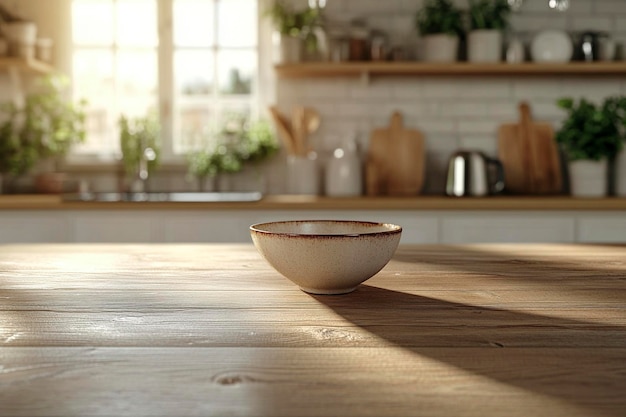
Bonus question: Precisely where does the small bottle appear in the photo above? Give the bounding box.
[506,37,525,63]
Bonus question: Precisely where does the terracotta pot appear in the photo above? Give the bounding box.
[35,172,68,194]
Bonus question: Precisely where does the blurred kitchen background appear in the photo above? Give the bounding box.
[0,0,625,197]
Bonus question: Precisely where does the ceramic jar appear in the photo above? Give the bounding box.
[287,151,320,195]
[325,140,362,197]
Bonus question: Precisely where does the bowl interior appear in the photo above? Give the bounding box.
[251,220,401,236]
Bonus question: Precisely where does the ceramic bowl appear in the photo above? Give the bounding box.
[250,220,402,295]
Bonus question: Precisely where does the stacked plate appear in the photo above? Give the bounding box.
[530,30,573,63]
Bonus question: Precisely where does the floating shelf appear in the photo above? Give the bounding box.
[275,61,626,79]
[0,57,54,75]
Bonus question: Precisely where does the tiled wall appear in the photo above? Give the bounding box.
[274,0,626,194]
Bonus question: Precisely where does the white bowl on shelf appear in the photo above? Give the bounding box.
[531,30,573,63]
[250,220,402,295]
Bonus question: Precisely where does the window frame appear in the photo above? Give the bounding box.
[66,0,275,168]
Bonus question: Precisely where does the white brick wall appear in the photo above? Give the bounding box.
[274,0,626,195]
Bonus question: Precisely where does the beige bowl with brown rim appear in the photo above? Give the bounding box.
[250,220,402,295]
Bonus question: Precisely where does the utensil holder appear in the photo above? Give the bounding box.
[287,152,320,195]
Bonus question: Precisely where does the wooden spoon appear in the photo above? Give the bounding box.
[291,107,306,156]
[303,107,320,136]
[269,106,296,155]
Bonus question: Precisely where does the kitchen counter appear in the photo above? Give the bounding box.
[2,193,626,210]
[1,243,625,417]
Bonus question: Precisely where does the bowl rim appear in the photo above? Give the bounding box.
[249,220,402,238]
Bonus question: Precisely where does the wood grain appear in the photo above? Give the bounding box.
[0,243,625,417]
[366,111,425,196]
[498,102,562,194]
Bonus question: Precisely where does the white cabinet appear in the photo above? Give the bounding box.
[162,211,254,243]
[440,212,576,244]
[0,212,70,243]
[576,213,626,243]
[0,209,623,244]
[71,211,162,243]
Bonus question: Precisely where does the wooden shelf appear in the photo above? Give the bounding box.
[275,61,626,78]
[0,56,54,74]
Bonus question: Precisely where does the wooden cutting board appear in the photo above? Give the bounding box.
[366,111,425,196]
[497,102,562,194]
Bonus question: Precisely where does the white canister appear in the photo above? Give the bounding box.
[325,142,363,197]
[287,152,320,195]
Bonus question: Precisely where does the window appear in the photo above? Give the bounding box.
[71,0,259,160]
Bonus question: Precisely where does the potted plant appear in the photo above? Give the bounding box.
[267,1,320,63]
[467,0,511,62]
[0,75,86,193]
[187,118,279,192]
[555,97,624,197]
[119,111,160,192]
[415,0,465,62]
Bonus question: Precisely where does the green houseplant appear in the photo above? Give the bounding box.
[415,0,464,62]
[267,1,320,63]
[0,75,86,193]
[468,0,511,31]
[467,0,511,62]
[555,97,624,197]
[187,119,279,192]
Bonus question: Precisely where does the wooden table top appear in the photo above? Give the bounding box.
[0,243,625,417]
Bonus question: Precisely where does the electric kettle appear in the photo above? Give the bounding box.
[445,150,505,197]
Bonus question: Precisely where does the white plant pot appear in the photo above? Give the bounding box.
[422,34,459,63]
[616,149,626,196]
[468,30,502,63]
[276,33,303,64]
[569,159,608,198]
